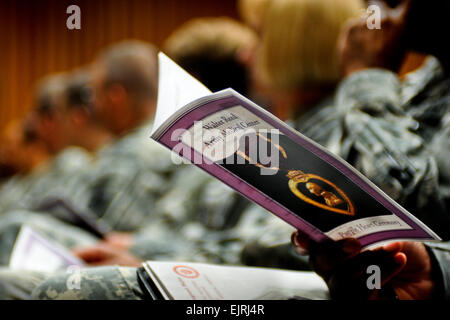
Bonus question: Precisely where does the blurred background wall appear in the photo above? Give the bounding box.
[0,0,238,132]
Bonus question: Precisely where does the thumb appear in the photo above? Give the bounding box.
[380,252,407,286]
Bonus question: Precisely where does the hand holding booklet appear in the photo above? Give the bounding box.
[150,53,441,249]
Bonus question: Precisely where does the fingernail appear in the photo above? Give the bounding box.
[394,252,406,266]
[342,238,361,254]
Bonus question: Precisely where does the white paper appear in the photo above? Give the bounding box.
[151,52,212,136]
[180,105,279,162]
[143,261,329,300]
[9,225,85,272]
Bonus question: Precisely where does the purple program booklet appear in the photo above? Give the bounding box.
[150,53,441,249]
[9,225,84,272]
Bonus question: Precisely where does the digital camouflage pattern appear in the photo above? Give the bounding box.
[128,165,297,265]
[0,119,178,232]
[0,267,49,300]
[83,119,178,231]
[0,147,95,216]
[31,266,144,300]
[426,242,450,300]
[297,56,450,239]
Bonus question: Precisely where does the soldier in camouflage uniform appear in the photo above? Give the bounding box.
[0,40,173,233]
[0,70,112,264]
[290,0,450,300]
[297,56,450,239]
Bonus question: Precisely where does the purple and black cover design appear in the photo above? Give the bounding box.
[150,54,440,248]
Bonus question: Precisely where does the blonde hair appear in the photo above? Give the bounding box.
[256,0,363,89]
[237,0,270,32]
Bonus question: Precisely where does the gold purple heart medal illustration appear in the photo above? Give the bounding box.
[286,170,355,216]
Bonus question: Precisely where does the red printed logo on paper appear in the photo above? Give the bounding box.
[173,265,200,279]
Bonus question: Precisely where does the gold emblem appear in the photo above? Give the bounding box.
[235,132,356,216]
[286,170,355,216]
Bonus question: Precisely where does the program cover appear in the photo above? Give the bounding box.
[150,53,440,248]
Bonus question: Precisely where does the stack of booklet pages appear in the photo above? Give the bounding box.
[137,260,329,300]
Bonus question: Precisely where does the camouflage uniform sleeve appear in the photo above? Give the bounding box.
[334,69,449,238]
[31,266,144,300]
[425,241,450,300]
[84,122,178,232]
[0,268,49,300]
[127,169,245,263]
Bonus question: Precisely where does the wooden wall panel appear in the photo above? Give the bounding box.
[0,0,238,132]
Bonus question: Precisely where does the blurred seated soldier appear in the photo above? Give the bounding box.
[77,40,179,231]
[295,0,450,239]
[91,40,158,136]
[0,41,168,232]
[0,118,50,179]
[0,72,73,180]
[0,68,112,182]
[58,68,113,152]
[243,0,449,238]
[28,73,71,155]
[0,69,113,215]
[177,0,364,265]
[163,17,257,96]
[27,69,112,154]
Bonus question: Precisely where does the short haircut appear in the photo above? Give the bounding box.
[256,0,363,89]
[65,69,94,113]
[163,17,257,94]
[34,73,68,115]
[97,40,158,107]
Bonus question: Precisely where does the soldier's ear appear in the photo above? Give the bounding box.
[70,108,89,126]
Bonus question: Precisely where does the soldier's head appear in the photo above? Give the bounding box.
[384,0,450,73]
[62,68,112,151]
[0,118,50,177]
[91,40,158,135]
[30,73,71,154]
[163,17,258,95]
